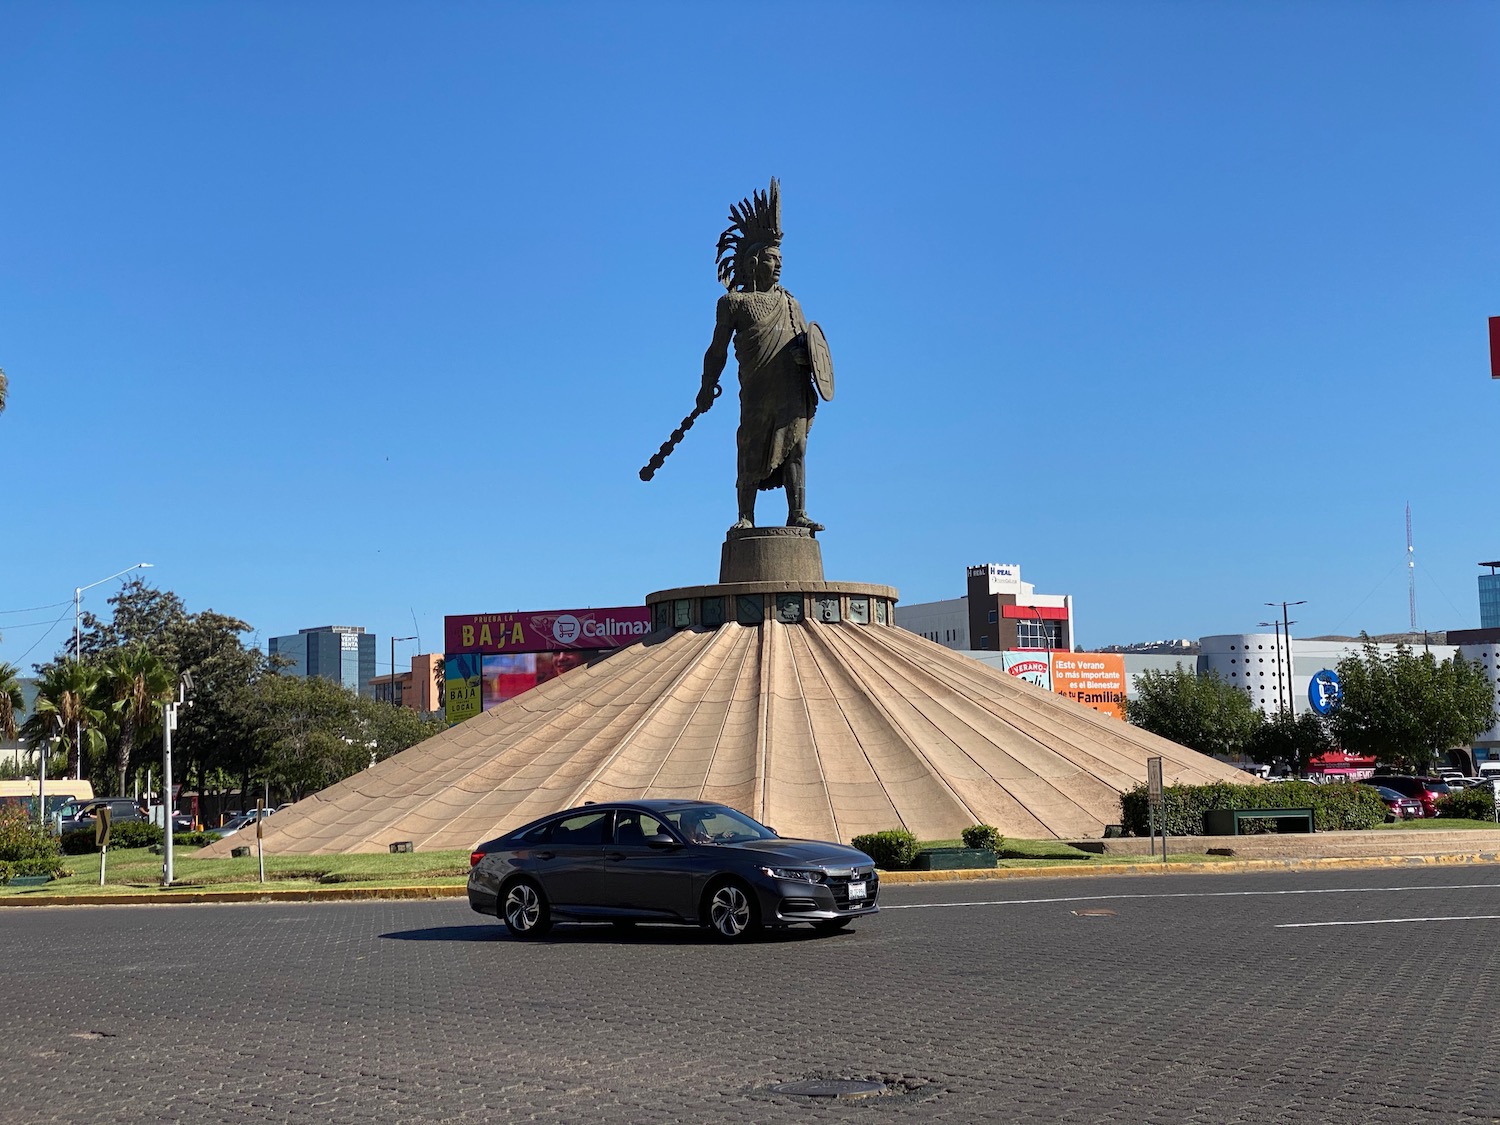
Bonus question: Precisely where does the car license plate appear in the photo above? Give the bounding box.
[847,880,866,900]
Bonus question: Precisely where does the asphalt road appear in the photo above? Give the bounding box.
[4,867,1500,1124]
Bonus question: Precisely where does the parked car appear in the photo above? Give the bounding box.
[59,798,150,834]
[468,800,879,942]
[208,808,274,839]
[1364,784,1425,821]
[1368,775,1449,818]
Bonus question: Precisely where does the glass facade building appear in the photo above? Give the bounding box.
[1480,571,1500,630]
[268,625,378,698]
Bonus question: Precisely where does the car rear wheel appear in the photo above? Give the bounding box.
[705,880,760,942]
[501,879,552,939]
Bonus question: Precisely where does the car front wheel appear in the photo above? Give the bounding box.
[705,880,760,942]
[501,879,552,939]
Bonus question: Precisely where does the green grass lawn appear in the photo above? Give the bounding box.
[911,838,1233,869]
[1373,817,1500,831]
[1,846,472,897]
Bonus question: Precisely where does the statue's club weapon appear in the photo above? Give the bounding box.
[639,384,722,481]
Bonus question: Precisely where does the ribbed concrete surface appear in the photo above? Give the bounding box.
[202,622,1250,856]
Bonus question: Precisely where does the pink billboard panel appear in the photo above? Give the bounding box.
[446,606,652,655]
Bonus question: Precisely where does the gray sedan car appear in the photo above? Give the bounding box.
[467,800,879,941]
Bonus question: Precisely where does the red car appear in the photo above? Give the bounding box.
[1364,784,1425,821]
[1368,776,1450,818]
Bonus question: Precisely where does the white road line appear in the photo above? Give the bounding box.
[881,882,1500,911]
[1277,915,1500,929]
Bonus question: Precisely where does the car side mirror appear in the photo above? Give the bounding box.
[765,826,779,837]
[645,833,679,849]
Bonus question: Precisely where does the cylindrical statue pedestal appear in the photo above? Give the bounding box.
[720,526,824,584]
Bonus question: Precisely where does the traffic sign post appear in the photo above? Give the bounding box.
[1147,757,1166,864]
[95,805,112,887]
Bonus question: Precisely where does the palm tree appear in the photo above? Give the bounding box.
[0,662,23,742]
[20,662,105,782]
[100,646,172,793]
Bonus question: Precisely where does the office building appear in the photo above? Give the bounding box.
[268,625,378,699]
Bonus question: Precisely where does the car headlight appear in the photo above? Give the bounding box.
[761,866,824,883]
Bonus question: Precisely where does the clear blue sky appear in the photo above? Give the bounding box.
[3,1,1497,674]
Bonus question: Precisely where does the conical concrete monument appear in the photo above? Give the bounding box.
[215,179,1245,857]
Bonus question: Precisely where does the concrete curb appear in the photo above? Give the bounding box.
[4,851,1500,907]
[878,852,1500,883]
[0,884,469,908]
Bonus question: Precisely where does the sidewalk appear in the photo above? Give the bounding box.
[1071,827,1500,861]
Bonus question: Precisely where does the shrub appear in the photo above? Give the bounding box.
[850,829,920,870]
[110,821,164,848]
[961,824,1004,852]
[1119,780,1388,836]
[60,829,95,855]
[173,831,219,848]
[0,804,60,863]
[1437,785,1496,822]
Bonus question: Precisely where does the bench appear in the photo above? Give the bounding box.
[1202,807,1314,836]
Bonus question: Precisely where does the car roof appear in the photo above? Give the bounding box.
[500,799,725,839]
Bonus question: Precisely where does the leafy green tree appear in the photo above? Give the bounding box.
[75,579,190,664]
[98,646,173,794]
[1247,709,1332,775]
[251,675,444,801]
[357,693,445,764]
[19,662,106,781]
[1330,638,1496,773]
[1125,667,1263,759]
[0,661,23,742]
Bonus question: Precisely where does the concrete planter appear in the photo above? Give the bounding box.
[911,848,997,871]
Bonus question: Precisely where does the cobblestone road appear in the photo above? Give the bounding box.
[3,867,1500,1124]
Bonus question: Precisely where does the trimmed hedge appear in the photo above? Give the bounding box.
[850,829,920,870]
[961,824,1005,852]
[1437,785,1497,822]
[60,820,166,855]
[1120,780,1387,836]
[0,858,74,883]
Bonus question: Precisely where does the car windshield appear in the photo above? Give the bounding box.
[660,805,776,845]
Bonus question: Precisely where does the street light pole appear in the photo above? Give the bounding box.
[161,671,192,887]
[74,562,153,781]
[1030,607,1052,686]
[1266,600,1307,719]
[389,636,416,708]
[1257,621,1283,716]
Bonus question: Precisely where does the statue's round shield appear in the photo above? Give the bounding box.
[806,321,834,401]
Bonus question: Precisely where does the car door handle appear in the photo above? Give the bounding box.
[536,851,556,861]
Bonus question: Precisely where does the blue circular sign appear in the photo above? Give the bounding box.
[1309,669,1342,716]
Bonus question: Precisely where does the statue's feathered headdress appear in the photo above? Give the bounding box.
[715,178,782,290]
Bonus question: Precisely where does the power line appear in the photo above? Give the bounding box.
[0,599,73,616]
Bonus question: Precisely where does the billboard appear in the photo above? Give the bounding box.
[480,651,595,709]
[444,654,483,725]
[1050,654,1126,719]
[1002,652,1052,691]
[445,606,652,655]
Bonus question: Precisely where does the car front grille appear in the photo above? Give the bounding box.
[824,869,878,910]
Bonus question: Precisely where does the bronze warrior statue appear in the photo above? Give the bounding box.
[695,179,833,533]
